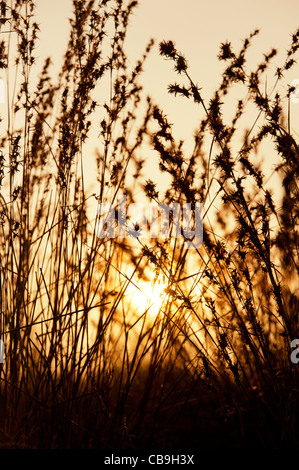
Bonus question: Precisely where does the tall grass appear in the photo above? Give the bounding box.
[0,0,298,449]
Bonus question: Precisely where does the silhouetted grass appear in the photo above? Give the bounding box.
[0,0,298,449]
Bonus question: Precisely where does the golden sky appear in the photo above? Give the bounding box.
[36,0,299,125]
[33,0,299,197]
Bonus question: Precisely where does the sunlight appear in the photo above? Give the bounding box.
[128,273,168,318]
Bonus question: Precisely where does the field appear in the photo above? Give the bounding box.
[0,0,299,449]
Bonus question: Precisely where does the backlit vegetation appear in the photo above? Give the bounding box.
[0,0,299,449]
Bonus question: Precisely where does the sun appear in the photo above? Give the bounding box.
[127,272,168,318]
[146,276,169,317]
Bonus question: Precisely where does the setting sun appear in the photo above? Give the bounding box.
[127,273,169,318]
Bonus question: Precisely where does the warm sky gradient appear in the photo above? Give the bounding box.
[34,0,299,196]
